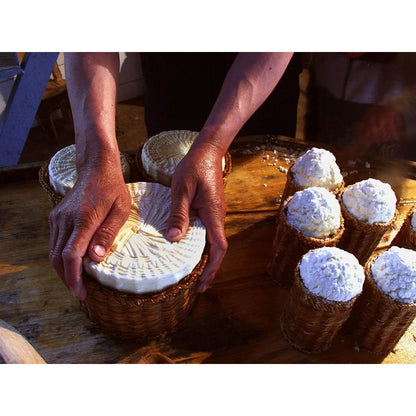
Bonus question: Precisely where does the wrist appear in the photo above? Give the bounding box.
[75,133,122,175]
[193,126,235,158]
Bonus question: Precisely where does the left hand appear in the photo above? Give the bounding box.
[166,143,228,293]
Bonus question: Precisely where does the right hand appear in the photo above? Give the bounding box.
[48,165,131,300]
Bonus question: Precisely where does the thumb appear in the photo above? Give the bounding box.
[166,186,192,242]
[88,203,130,262]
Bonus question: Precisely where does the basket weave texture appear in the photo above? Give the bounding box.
[281,167,345,204]
[268,198,344,289]
[337,187,397,265]
[280,266,359,353]
[81,253,207,339]
[391,206,416,250]
[343,251,416,354]
[135,145,232,187]
[39,153,138,207]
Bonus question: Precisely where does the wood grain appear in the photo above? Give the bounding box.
[0,319,46,363]
[1,136,416,363]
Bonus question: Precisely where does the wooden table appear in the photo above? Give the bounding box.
[1,135,416,364]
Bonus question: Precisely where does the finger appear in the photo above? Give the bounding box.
[88,199,131,262]
[166,182,193,242]
[49,210,59,252]
[62,227,95,300]
[49,223,73,285]
[197,231,228,293]
[196,202,228,293]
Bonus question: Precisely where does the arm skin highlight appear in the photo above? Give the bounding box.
[167,53,294,292]
[48,53,131,300]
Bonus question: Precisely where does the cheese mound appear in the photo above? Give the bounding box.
[342,178,396,224]
[299,247,365,302]
[291,147,343,191]
[83,182,206,295]
[286,187,341,238]
[48,144,131,196]
[371,246,416,304]
[141,130,225,186]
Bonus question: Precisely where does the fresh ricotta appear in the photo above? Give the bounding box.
[299,246,365,302]
[286,187,341,238]
[371,246,416,304]
[291,147,343,191]
[342,178,396,224]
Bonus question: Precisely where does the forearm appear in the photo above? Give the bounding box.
[195,52,294,155]
[65,52,121,171]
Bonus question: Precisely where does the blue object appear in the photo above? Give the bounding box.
[0,52,59,167]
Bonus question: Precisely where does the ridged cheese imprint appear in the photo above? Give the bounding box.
[141,130,226,186]
[83,182,206,294]
[48,144,131,196]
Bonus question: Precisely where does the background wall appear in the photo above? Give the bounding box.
[0,52,146,125]
[56,52,145,102]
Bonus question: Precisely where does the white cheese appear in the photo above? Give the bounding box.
[291,147,343,191]
[286,187,341,239]
[83,182,206,295]
[299,247,365,302]
[48,144,131,196]
[342,178,396,224]
[371,246,416,304]
[141,130,226,186]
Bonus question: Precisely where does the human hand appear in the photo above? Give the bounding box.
[166,144,228,293]
[48,165,131,300]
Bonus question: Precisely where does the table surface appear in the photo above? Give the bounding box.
[1,135,416,364]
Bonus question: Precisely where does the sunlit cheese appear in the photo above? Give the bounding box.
[83,182,206,294]
[141,130,225,186]
[48,144,131,196]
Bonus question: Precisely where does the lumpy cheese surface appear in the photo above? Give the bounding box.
[342,178,396,224]
[372,246,416,304]
[286,187,341,238]
[291,147,343,191]
[299,247,365,302]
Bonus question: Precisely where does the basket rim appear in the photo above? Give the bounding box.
[82,252,208,306]
[281,195,345,245]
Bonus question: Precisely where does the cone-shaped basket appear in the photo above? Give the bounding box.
[343,250,416,354]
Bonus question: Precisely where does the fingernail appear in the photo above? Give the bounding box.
[166,227,182,240]
[93,245,106,257]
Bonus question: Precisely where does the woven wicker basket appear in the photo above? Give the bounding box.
[268,197,344,289]
[135,144,232,188]
[343,251,416,354]
[280,265,359,353]
[81,253,208,339]
[391,206,416,249]
[39,152,138,207]
[337,187,398,265]
[281,167,345,204]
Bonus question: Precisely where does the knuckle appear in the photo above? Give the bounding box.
[209,236,228,255]
[216,238,228,254]
[49,252,61,267]
[97,226,117,240]
[61,248,77,263]
[169,209,188,224]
